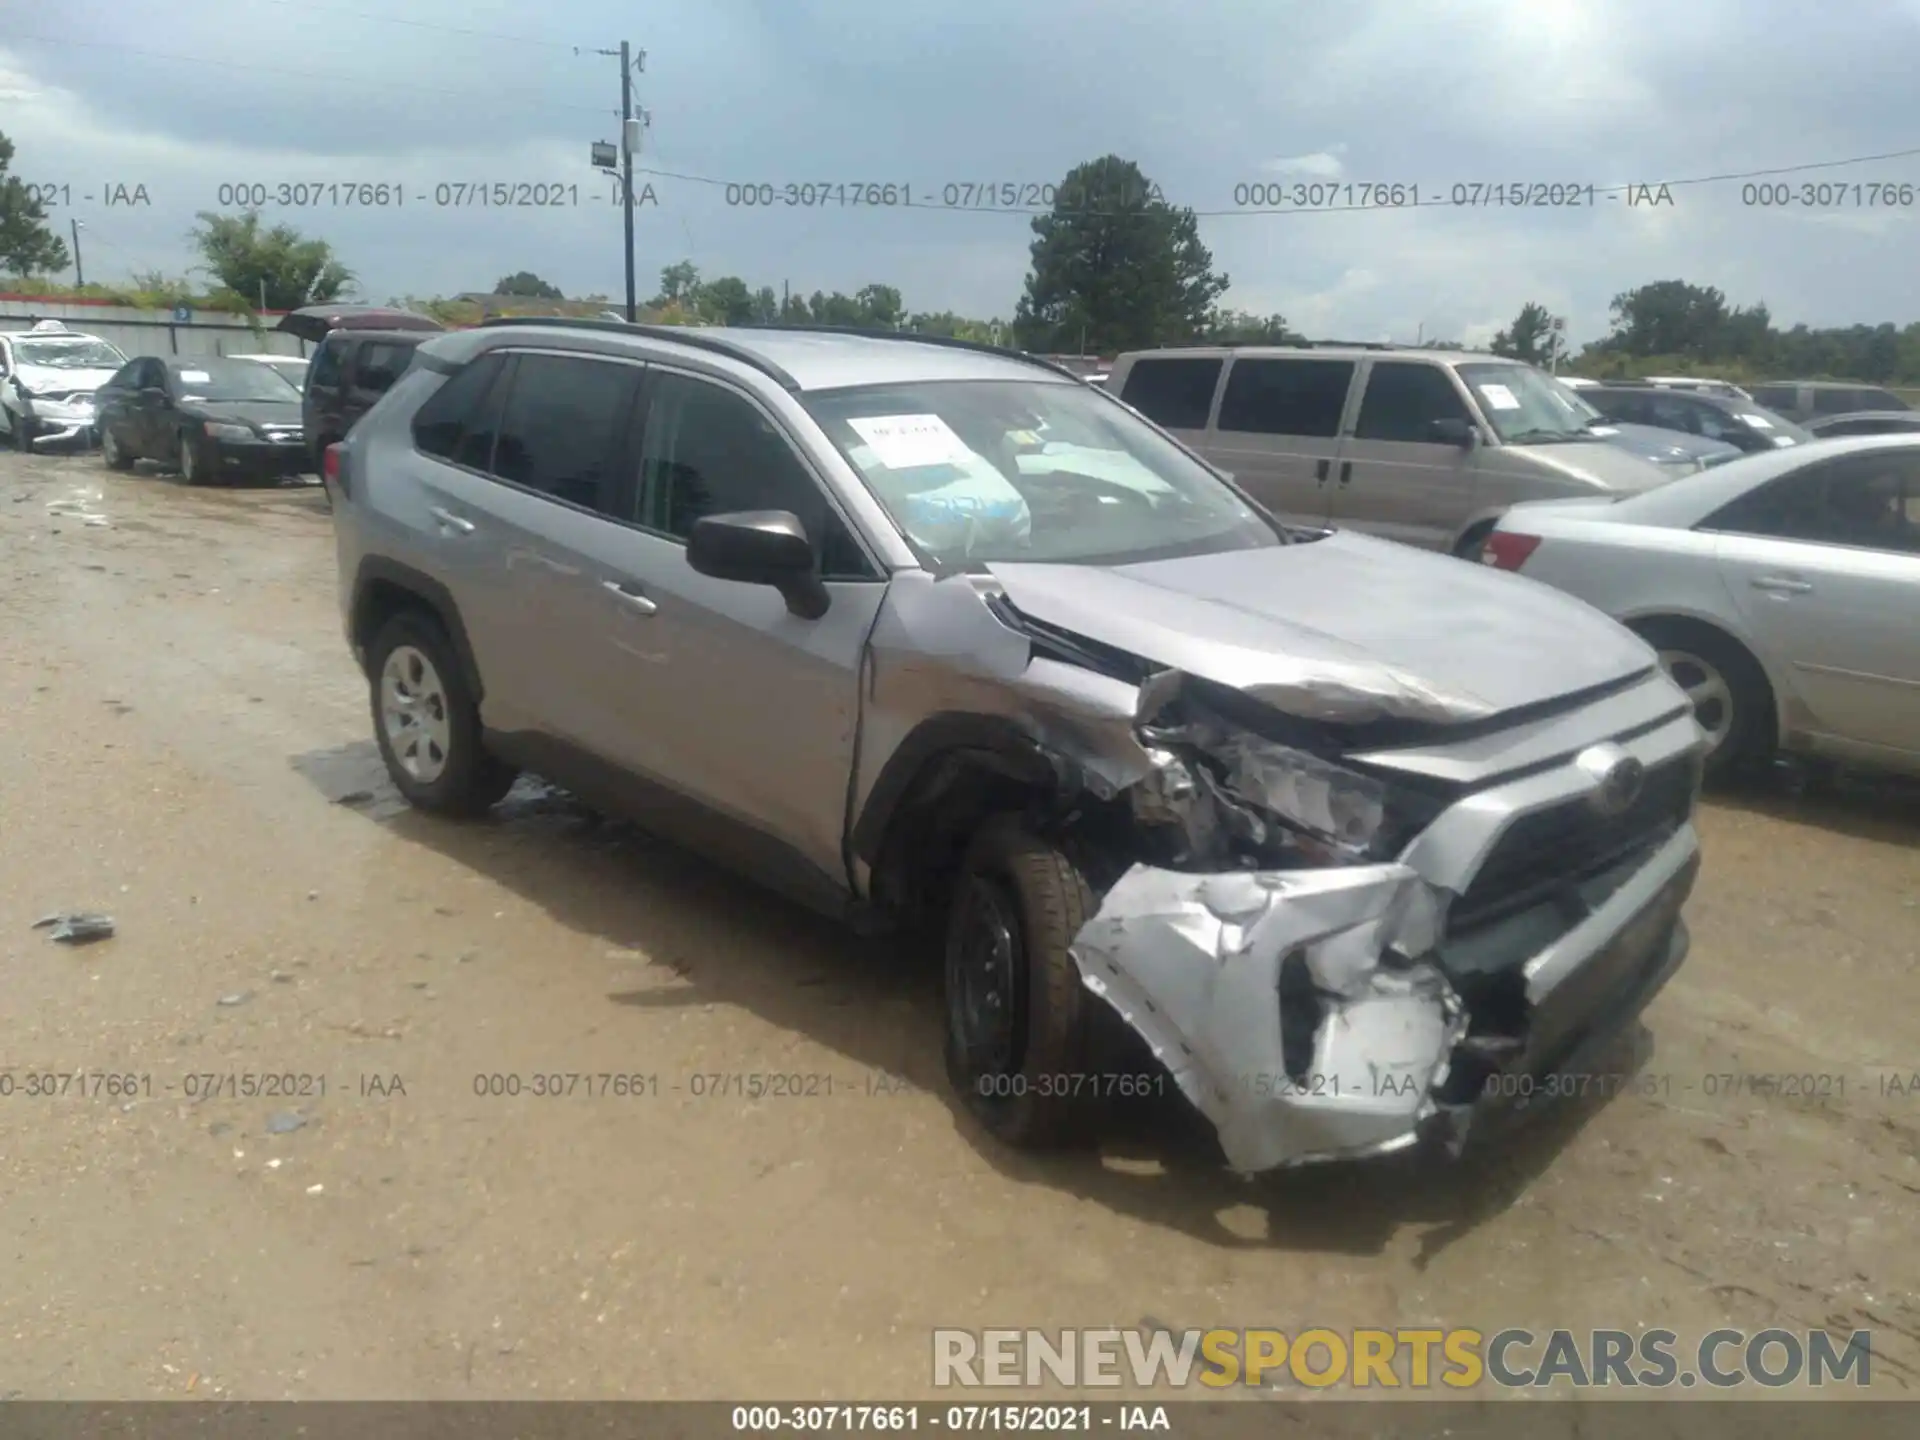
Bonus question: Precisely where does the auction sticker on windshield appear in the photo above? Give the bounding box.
[1739,413,1775,428]
[1477,383,1521,410]
[180,370,211,383]
[848,413,975,469]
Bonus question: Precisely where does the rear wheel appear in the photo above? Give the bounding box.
[942,814,1100,1151]
[1452,520,1496,560]
[1632,618,1774,781]
[367,611,518,816]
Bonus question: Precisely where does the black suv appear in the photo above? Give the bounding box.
[1581,384,1812,455]
[303,330,433,470]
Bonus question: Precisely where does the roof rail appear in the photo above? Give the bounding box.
[475,315,801,390]
[729,324,1087,382]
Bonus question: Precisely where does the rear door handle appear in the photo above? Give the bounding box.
[1314,458,1331,485]
[428,506,475,535]
[1751,575,1812,594]
[1337,460,1353,486]
[603,580,658,615]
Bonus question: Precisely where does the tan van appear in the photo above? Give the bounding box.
[1108,343,1675,554]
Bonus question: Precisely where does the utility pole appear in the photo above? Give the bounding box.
[70,219,84,288]
[591,44,645,320]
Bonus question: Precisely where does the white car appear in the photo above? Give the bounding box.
[227,352,310,388]
[0,319,130,450]
[1483,434,1920,781]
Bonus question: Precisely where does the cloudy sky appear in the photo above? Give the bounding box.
[4,0,1918,346]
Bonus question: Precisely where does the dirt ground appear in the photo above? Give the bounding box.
[2,447,1918,1402]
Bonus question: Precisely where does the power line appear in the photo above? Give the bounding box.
[635,145,1920,216]
[235,0,587,50]
[6,33,611,118]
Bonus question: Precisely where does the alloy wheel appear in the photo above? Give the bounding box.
[1659,648,1735,756]
[379,644,453,784]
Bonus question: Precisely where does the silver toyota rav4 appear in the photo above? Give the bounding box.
[328,320,1705,1173]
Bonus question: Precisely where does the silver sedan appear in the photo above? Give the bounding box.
[1481,435,1920,781]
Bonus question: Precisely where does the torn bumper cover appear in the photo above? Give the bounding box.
[1072,863,1466,1172]
[1071,826,1699,1174]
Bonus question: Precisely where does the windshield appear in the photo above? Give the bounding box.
[804,379,1282,566]
[1458,362,1600,443]
[15,337,127,370]
[171,360,302,402]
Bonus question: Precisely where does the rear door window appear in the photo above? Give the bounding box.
[1811,388,1860,415]
[309,341,343,389]
[1117,357,1223,430]
[1705,450,1920,555]
[489,352,643,515]
[1217,357,1353,437]
[1748,384,1796,411]
[354,342,414,393]
[1352,361,1471,441]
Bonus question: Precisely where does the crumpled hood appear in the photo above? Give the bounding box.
[985,531,1657,724]
[14,364,120,397]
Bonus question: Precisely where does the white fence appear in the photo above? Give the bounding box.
[0,297,312,362]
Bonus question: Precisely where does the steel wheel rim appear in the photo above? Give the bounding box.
[379,644,453,784]
[103,428,120,465]
[1659,648,1734,754]
[181,439,197,480]
[946,876,1024,1076]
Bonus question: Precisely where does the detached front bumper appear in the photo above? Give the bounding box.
[1069,699,1706,1175]
[19,401,98,447]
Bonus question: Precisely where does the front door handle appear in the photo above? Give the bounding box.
[1750,575,1812,594]
[603,580,658,615]
[1314,458,1331,486]
[1337,460,1353,486]
[429,506,475,535]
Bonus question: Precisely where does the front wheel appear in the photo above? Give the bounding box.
[101,426,133,471]
[178,433,212,484]
[10,411,33,452]
[943,814,1100,1151]
[367,611,518,816]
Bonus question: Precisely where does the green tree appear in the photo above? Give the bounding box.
[750,286,779,323]
[1205,309,1293,344]
[854,283,905,327]
[1013,156,1226,352]
[778,291,811,322]
[493,270,563,299]
[1490,301,1568,367]
[0,131,71,276]
[189,210,352,308]
[1601,281,1730,358]
[653,261,702,306]
[697,275,757,324]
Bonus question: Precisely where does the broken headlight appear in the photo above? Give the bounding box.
[1135,713,1448,867]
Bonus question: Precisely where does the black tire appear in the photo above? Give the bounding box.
[366,610,518,816]
[943,813,1100,1151]
[11,411,33,453]
[178,432,213,485]
[1631,617,1774,783]
[101,426,134,471]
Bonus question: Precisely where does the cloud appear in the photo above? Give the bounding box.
[1262,148,1347,179]
[3,0,1915,339]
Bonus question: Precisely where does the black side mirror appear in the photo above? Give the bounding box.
[687,510,829,619]
[1430,417,1477,447]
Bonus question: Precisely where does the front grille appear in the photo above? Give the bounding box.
[1447,757,1695,935]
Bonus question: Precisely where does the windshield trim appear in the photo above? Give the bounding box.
[802,377,1290,569]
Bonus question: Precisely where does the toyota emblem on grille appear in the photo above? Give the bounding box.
[1576,743,1646,816]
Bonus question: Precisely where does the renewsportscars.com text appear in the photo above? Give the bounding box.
[931,1327,1874,1390]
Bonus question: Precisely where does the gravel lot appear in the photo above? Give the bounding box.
[2,447,1917,1401]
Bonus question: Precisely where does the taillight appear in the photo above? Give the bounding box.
[322,443,344,496]
[1481,531,1542,571]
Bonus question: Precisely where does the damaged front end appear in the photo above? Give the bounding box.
[858,572,1700,1176]
[1078,670,1479,1171]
